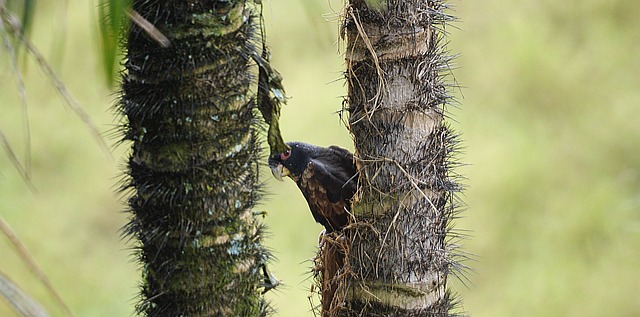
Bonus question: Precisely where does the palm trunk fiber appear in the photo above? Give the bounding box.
[120,1,272,316]
[319,1,464,316]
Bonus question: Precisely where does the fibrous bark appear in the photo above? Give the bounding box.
[119,1,273,316]
[319,1,465,316]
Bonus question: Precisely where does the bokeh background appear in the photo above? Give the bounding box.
[1,0,639,316]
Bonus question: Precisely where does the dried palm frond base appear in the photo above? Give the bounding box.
[312,231,352,317]
[312,223,461,317]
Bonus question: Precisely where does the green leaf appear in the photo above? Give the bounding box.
[97,0,131,86]
[1,0,37,54]
[20,0,36,38]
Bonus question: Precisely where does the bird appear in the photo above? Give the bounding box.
[268,142,357,233]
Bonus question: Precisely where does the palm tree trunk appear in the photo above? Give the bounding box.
[120,1,272,315]
[320,0,463,315]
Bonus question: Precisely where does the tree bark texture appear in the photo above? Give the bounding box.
[120,1,272,316]
[321,0,463,316]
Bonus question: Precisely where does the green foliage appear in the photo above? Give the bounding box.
[255,47,289,155]
[3,0,36,41]
[97,0,130,86]
[447,1,640,316]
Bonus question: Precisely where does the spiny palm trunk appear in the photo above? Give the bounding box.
[120,1,272,315]
[321,0,463,316]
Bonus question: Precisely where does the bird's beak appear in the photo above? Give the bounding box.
[269,164,290,182]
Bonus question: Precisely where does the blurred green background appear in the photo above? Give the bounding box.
[1,0,639,316]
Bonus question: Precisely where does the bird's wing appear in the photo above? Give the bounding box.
[297,149,357,232]
[298,162,348,232]
[323,146,358,201]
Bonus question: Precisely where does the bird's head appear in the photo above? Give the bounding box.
[268,142,313,181]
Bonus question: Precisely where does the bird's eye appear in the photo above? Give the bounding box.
[280,150,291,161]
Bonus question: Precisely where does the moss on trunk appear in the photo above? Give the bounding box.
[120,1,272,315]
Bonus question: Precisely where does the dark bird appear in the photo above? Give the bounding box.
[268,142,357,233]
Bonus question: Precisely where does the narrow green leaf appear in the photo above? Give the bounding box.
[97,0,130,86]
[20,0,36,38]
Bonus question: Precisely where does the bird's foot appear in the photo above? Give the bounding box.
[317,228,328,252]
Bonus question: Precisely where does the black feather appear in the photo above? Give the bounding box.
[269,142,357,232]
